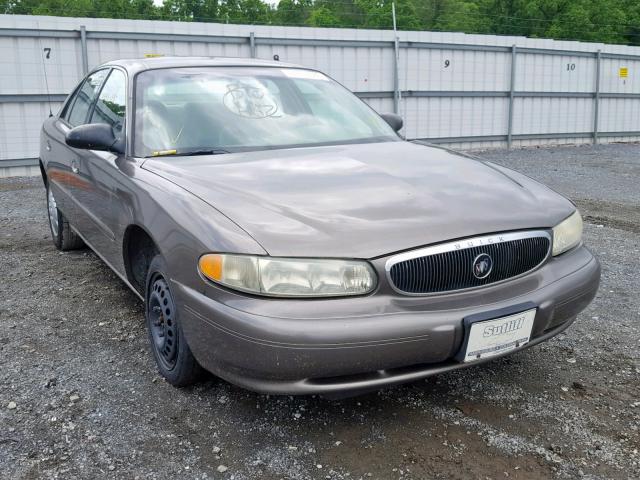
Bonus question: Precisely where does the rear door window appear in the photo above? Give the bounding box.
[66,69,110,127]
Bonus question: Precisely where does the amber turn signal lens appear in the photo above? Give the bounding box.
[198,254,223,281]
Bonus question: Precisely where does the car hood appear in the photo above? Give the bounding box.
[142,141,574,258]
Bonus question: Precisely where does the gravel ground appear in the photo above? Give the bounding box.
[1,143,639,479]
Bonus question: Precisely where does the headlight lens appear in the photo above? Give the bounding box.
[198,254,377,297]
[552,210,583,256]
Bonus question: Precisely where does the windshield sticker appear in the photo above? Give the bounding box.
[223,82,278,119]
[152,149,177,156]
[281,69,328,81]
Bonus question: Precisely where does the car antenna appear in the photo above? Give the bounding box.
[37,22,53,117]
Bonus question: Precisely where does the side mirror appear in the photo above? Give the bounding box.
[380,113,403,132]
[65,124,123,153]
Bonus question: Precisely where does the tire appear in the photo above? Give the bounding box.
[145,255,203,387]
[46,184,85,251]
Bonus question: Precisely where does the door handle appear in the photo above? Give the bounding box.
[71,159,79,174]
[45,140,51,152]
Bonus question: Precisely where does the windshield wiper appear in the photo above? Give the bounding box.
[150,148,230,157]
[179,148,230,156]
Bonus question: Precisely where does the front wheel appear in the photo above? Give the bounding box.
[46,184,84,251]
[145,255,203,386]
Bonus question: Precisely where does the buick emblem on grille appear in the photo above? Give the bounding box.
[386,231,550,294]
[473,253,493,279]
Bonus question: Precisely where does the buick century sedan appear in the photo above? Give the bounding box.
[40,57,600,396]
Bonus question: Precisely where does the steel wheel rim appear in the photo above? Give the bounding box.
[148,277,178,370]
[47,188,59,237]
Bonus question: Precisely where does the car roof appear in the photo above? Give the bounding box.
[102,56,307,74]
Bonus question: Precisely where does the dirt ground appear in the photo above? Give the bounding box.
[1,143,638,479]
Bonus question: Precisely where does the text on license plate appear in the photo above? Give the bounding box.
[463,308,536,362]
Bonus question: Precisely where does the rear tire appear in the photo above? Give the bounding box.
[46,184,85,251]
[145,255,203,387]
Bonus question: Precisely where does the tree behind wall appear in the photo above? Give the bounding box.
[3,0,640,46]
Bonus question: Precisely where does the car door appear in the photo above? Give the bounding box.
[48,68,110,233]
[77,68,129,267]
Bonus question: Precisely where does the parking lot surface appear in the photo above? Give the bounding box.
[1,143,638,479]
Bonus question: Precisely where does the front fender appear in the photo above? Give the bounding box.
[121,165,267,293]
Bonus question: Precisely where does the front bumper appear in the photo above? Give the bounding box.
[175,245,600,395]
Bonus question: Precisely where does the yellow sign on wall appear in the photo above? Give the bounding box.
[619,67,629,78]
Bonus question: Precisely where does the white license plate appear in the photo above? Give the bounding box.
[462,308,536,362]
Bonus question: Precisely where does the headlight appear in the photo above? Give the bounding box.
[552,210,583,256]
[198,254,377,297]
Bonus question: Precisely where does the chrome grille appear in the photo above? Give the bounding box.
[386,231,551,295]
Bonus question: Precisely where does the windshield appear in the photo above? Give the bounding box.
[134,67,398,157]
